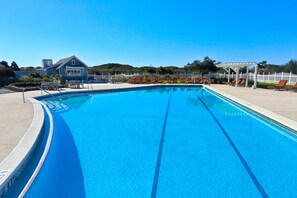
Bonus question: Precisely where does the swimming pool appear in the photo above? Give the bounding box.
[22,86,297,197]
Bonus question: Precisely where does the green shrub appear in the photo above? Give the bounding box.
[256,82,276,89]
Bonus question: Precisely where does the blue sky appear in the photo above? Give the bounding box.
[1,0,297,67]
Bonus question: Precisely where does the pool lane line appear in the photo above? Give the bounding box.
[195,93,268,198]
[151,91,172,198]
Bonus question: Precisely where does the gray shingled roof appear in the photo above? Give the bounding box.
[45,55,88,70]
[54,55,75,67]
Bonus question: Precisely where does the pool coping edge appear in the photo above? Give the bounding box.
[204,85,297,133]
[0,98,44,197]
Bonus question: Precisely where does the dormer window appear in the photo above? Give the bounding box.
[72,60,75,65]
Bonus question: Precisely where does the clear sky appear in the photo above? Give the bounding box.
[1,0,297,67]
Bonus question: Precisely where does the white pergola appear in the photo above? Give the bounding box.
[216,62,258,88]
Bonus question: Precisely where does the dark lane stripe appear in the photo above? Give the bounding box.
[195,93,268,198]
[151,91,172,198]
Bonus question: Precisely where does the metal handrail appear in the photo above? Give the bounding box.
[41,82,62,94]
[21,84,62,105]
[38,86,61,102]
[88,81,94,90]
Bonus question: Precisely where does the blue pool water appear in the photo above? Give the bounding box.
[24,86,297,197]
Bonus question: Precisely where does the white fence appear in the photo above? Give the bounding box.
[217,72,297,85]
[256,72,297,85]
[89,72,297,85]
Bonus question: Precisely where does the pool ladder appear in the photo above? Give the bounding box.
[87,81,94,90]
[39,85,62,102]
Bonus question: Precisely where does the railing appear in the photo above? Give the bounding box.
[41,83,62,94]
[208,72,297,85]
[39,87,61,102]
[22,85,62,103]
[87,81,94,90]
[256,72,297,85]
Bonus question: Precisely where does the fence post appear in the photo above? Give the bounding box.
[274,72,276,83]
[22,88,26,103]
[253,65,258,89]
[289,72,292,84]
[281,72,284,79]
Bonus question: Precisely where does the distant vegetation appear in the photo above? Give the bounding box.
[89,63,135,75]
[257,60,297,74]
[89,56,219,75]
[0,67,16,78]
[89,58,297,75]
[0,60,20,71]
[0,60,19,86]
[1,57,297,87]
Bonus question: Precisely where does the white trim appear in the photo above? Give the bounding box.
[56,56,88,69]
[204,87,297,142]
[65,66,84,77]
[216,62,257,69]
[18,102,54,197]
[0,99,44,197]
[204,85,297,132]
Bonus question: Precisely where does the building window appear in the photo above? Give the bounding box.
[66,68,83,76]
[72,60,75,65]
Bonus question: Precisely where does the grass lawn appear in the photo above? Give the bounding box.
[257,82,293,89]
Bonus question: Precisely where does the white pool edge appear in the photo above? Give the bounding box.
[204,85,297,132]
[18,102,54,197]
[0,98,44,196]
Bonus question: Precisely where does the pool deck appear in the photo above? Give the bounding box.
[1,83,297,163]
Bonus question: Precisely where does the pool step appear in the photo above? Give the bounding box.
[43,100,70,112]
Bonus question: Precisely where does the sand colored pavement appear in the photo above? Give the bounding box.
[208,85,297,122]
[0,92,34,161]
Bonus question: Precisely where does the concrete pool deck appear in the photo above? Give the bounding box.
[1,83,297,164]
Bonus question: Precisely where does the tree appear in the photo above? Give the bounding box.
[0,61,9,68]
[10,61,20,71]
[266,64,282,73]
[284,59,297,74]
[185,56,218,74]
[0,67,16,79]
[139,66,157,74]
[157,66,167,75]
[200,56,218,74]
[89,63,134,75]
[256,60,269,74]
[29,73,43,78]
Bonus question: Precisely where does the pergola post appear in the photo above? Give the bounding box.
[216,62,256,87]
[253,64,258,89]
[245,65,249,87]
[235,66,239,87]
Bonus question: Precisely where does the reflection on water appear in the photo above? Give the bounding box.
[62,95,93,111]
[144,86,202,94]
[185,88,248,118]
[26,113,86,197]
